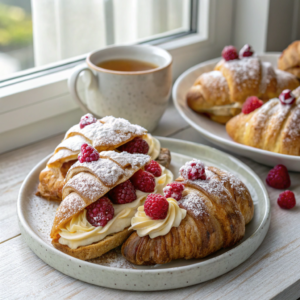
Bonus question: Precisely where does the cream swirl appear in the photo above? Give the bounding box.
[200,102,242,116]
[129,198,187,239]
[143,134,161,160]
[58,164,173,249]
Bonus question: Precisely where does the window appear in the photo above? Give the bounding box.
[1,0,197,84]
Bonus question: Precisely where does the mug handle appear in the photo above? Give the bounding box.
[68,63,101,117]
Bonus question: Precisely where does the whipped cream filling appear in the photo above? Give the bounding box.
[143,134,161,160]
[200,102,242,116]
[58,165,173,249]
[130,198,187,239]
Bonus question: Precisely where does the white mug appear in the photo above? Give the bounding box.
[68,45,172,131]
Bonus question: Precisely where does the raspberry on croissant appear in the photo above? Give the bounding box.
[36,115,170,201]
[187,45,299,124]
[121,163,254,265]
[226,88,300,155]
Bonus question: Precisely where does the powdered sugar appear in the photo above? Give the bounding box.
[55,135,90,152]
[178,192,208,217]
[259,62,275,95]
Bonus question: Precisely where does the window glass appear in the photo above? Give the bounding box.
[0,0,192,81]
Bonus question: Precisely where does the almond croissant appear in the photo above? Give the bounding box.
[122,165,254,265]
[187,57,299,124]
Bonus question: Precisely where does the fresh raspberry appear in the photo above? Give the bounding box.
[242,96,264,114]
[86,197,114,227]
[78,143,99,163]
[79,113,97,129]
[118,137,149,154]
[144,194,169,220]
[180,160,206,181]
[144,160,162,177]
[266,164,291,189]
[108,180,136,204]
[279,89,296,105]
[163,182,185,201]
[239,44,254,58]
[222,45,239,61]
[277,190,296,209]
[130,170,155,193]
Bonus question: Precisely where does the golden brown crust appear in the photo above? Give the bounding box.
[122,166,254,265]
[278,41,300,78]
[226,97,300,155]
[187,57,299,124]
[155,148,171,168]
[53,228,133,260]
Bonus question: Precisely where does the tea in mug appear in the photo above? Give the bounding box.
[97,59,158,72]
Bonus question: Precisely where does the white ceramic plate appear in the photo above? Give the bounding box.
[173,53,300,172]
[17,137,270,291]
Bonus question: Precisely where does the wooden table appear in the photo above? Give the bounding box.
[1,103,300,300]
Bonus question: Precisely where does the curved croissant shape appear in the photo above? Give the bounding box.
[122,166,254,265]
[187,57,299,124]
[226,97,300,155]
[51,151,152,260]
[278,41,300,79]
[37,115,170,201]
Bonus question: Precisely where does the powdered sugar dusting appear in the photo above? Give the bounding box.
[178,192,208,217]
[282,104,300,145]
[55,135,90,152]
[259,62,275,95]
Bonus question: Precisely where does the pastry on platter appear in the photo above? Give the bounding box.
[50,146,173,260]
[226,89,300,155]
[122,160,254,265]
[37,114,171,201]
[278,41,300,79]
[187,44,299,124]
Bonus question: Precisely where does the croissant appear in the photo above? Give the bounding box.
[278,41,300,79]
[51,150,173,260]
[122,164,254,265]
[36,115,170,201]
[187,56,299,124]
[226,92,300,155]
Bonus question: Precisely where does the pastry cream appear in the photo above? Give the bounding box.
[143,134,161,160]
[130,198,187,239]
[58,165,173,249]
[200,102,242,116]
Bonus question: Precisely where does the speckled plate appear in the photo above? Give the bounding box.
[173,53,300,172]
[17,137,270,291]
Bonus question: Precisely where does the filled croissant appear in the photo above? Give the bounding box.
[51,148,173,260]
[278,40,300,80]
[122,160,254,265]
[226,88,300,155]
[37,114,170,201]
[187,45,299,124]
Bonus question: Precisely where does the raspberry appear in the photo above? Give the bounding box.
[239,44,254,58]
[180,160,206,181]
[222,46,238,61]
[144,160,162,177]
[242,96,264,114]
[266,164,291,189]
[279,89,296,105]
[130,170,155,193]
[86,197,114,227]
[79,113,97,129]
[108,180,136,204]
[163,182,185,201]
[118,137,149,154]
[277,190,296,209]
[144,194,169,220]
[78,143,100,163]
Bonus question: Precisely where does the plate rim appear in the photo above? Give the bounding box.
[172,52,300,163]
[17,137,270,289]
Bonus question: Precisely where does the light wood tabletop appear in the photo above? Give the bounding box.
[1,103,300,300]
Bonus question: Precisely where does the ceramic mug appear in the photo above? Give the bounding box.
[68,45,172,131]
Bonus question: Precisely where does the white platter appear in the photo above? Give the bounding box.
[173,53,300,172]
[17,137,270,291]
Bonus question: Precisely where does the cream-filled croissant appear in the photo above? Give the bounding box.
[278,40,300,80]
[187,45,299,124]
[50,149,173,260]
[226,88,300,155]
[37,114,171,201]
[122,160,254,265]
